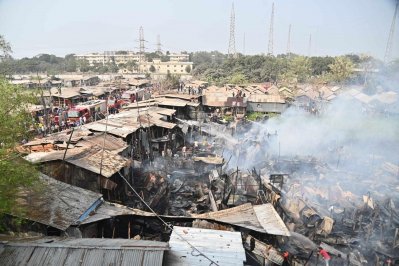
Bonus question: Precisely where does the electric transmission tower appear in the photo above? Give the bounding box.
[286,24,291,57]
[267,2,275,56]
[228,3,237,58]
[384,1,398,63]
[138,26,146,62]
[156,34,162,54]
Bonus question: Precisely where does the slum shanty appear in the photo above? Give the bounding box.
[3,75,399,266]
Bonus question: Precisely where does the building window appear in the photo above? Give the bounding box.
[181,70,183,72]
[181,65,183,67]
[167,65,169,67]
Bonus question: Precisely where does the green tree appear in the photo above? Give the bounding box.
[106,62,119,73]
[0,35,12,59]
[126,60,138,72]
[146,52,160,62]
[309,56,334,76]
[64,54,77,72]
[185,65,191,73]
[160,55,170,62]
[76,59,90,72]
[285,56,311,83]
[149,65,156,73]
[0,78,39,217]
[329,56,354,82]
[229,72,248,85]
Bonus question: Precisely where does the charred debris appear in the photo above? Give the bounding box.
[8,93,399,266]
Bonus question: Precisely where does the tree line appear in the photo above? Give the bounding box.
[189,51,398,86]
[1,47,398,88]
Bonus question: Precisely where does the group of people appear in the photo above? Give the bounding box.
[232,90,246,98]
[177,83,204,95]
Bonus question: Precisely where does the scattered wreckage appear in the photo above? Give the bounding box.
[5,95,399,266]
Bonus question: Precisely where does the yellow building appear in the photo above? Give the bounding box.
[139,59,193,75]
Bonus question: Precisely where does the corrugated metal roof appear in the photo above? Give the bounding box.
[43,87,82,99]
[24,128,93,148]
[78,133,127,152]
[11,174,102,230]
[154,93,200,101]
[0,238,168,266]
[65,146,129,178]
[192,203,290,236]
[156,97,189,107]
[354,92,373,104]
[80,201,156,225]
[247,94,285,103]
[151,107,177,116]
[82,109,177,137]
[166,226,246,266]
[253,204,291,236]
[372,91,398,104]
[25,146,129,178]
[202,92,230,107]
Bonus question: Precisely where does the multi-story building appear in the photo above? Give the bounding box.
[76,51,190,66]
[76,51,193,78]
[139,59,193,75]
[75,51,141,66]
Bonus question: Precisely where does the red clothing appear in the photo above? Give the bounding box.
[319,249,331,260]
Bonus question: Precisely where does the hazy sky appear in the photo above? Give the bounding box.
[0,0,398,59]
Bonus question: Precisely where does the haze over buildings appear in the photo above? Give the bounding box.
[0,0,398,59]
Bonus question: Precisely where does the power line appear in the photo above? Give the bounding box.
[267,2,275,56]
[384,1,398,63]
[228,2,237,58]
[117,171,220,266]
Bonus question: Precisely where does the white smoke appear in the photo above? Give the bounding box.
[211,94,399,201]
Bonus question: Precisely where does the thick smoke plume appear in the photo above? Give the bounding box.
[210,95,399,202]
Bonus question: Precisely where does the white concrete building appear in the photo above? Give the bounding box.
[75,51,140,66]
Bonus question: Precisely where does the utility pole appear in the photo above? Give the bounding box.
[384,1,398,63]
[267,2,275,56]
[286,24,291,57]
[308,34,312,57]
[156,34,162,54]
[228,3,237,58]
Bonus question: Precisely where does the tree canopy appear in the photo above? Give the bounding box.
[189,51,369,85]
[0,78,39,217]
[0,37,39,221]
